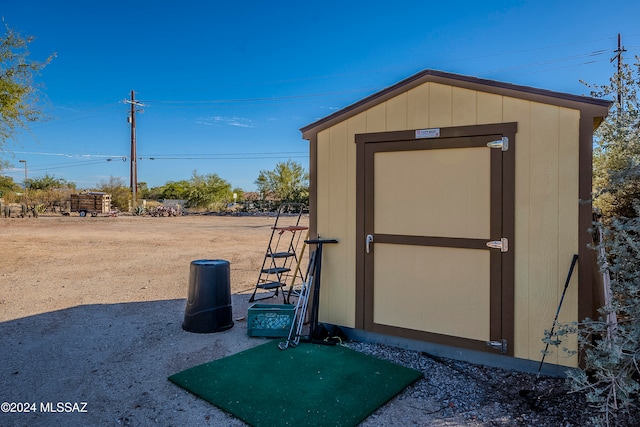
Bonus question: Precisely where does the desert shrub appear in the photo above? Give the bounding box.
[565,212,640,426]
[184,172,231,210]
[545,53,640,427]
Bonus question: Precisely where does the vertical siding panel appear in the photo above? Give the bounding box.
[477,92,503,125]
[504,97,531,360]
[407,83,430,129]
[528,102,560,364]
[343,113,367,327]
[316,130,331,243]
[428,83,453,127]
[366,103,387,132]
[556,107,580,367]
[320,121,350,326]
[452,87,477,126]
[386,92,408,131]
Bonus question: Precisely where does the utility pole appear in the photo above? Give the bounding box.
[125,91,145,209]
[611,33,626,107]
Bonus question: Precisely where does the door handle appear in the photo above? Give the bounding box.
[366,234,374,254]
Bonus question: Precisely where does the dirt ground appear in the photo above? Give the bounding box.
[0,214,279,321]
[0,214,298,426]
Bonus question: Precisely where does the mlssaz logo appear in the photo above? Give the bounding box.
[40,402,88,413]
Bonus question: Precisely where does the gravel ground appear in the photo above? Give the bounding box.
[347,341,640,427]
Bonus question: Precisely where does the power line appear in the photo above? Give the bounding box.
[145,88,379,105]
[444,37,616,65]
[29,102,122,129]
[140,151,307,157]
[476,49,609,77]
[2,151,308,176]
[11,150,307,159]
[2,159,109,176]
[139,46,622,105]
[135,155,309,160]
[501,59,607,79]
[44,102,121,120]
[19,41,633,126]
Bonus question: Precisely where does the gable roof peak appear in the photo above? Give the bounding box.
[301,69,611,138]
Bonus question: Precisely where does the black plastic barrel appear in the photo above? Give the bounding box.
[182,259,234,333]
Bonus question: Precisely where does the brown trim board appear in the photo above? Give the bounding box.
[375,234,492,250]
[578,111,600,324]
[354,130,366,326]
[501,125,516,356]
[371,323,497,355]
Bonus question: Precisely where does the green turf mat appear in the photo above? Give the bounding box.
[168,340,423,426]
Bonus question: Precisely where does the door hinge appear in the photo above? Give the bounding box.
[486,136,509,151]
[487,339,508,354]
[486,237,508,253]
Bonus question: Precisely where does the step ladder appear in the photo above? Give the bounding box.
[250,203,308,303]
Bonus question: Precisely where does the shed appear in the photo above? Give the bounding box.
[300,69,611,373]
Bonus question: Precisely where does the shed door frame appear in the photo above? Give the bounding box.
[355,122,517,355]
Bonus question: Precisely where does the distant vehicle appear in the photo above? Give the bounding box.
[69,192,112,217]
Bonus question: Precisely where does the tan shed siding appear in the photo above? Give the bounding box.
[316,122,348,327]
[504,97,532,361]
[316,129,331,244]
[428,83,453,127]
[556,107,580,367]
[343,113,366,327]
[477,92,503,124]
[452,87,477,126]
[314,81,584,367]
[316,113,366,328]
[322,122,350,326]
[520,105,580,368]
[506,100,580,367]
[527,102,567,364]
[406,84,430,129]
[366,103,387,132]
[386,93,408,131]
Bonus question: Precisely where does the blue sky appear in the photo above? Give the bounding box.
[2,0,639,191]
